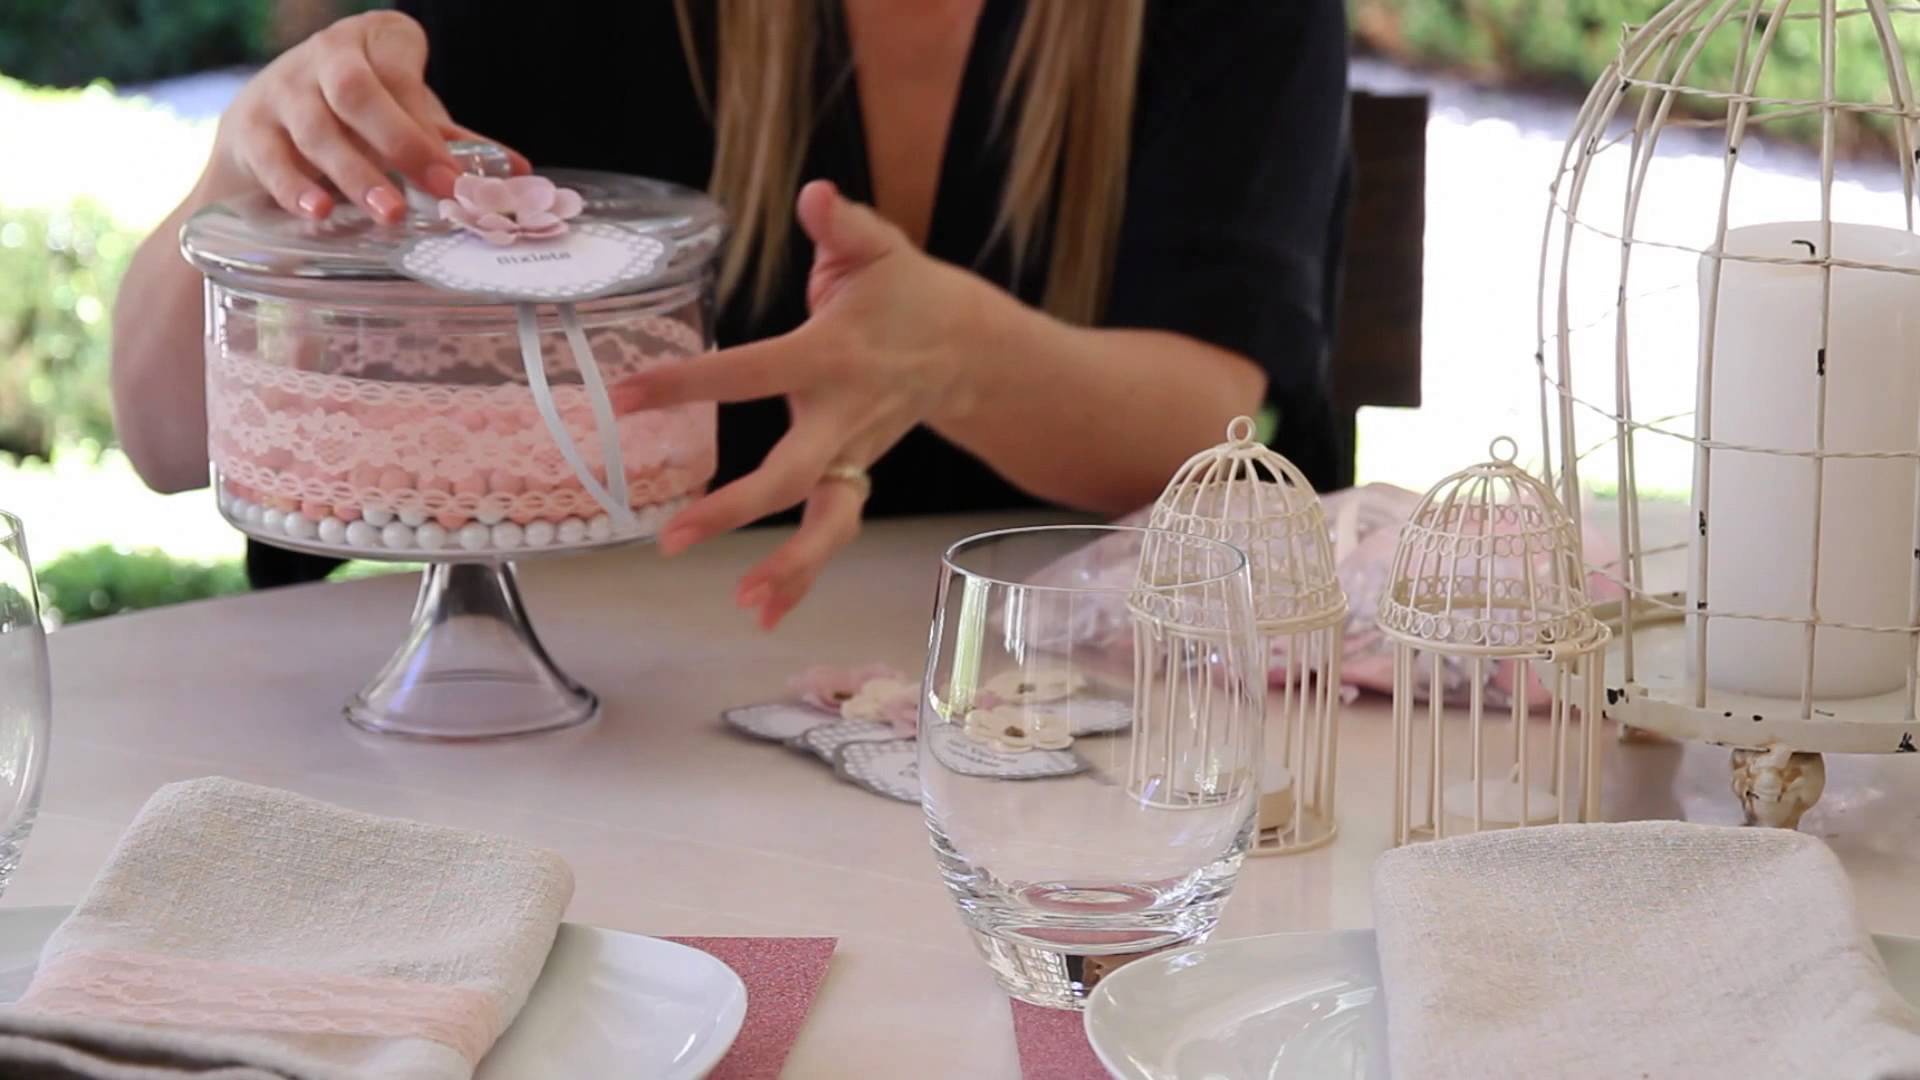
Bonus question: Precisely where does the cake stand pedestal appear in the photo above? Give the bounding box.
[346,560,597,740]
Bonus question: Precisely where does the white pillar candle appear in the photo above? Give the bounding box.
[1693,222,1920,699]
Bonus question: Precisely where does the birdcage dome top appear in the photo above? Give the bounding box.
[1377,438,1606,656]
[1145,416,1345,634]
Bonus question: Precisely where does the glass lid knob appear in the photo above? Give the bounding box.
[448,140,514,179]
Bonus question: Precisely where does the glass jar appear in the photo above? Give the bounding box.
[182,157,724,559]
[180,151,726,739]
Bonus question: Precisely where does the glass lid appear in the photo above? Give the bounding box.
[180,142,724,295]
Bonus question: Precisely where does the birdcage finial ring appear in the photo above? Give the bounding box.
[1226,416,1257,445]
[1489,436,1519,465]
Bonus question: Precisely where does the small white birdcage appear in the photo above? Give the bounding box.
[1139,416,1347,853]
[1379,438,1610,845]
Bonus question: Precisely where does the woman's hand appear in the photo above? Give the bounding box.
[611,180,991,629]
[206,10,526,221]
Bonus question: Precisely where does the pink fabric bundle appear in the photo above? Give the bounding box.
[1036,483,1622,708]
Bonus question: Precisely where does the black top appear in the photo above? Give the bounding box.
[247,0,1350,588]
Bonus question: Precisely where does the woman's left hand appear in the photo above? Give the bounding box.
[611,180,989,629]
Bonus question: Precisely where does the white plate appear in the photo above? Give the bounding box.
[1085,929,1920,1080]
[0,906,747,1080]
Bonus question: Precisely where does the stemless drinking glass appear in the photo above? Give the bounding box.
[921,525,1264,1008]
[0,511,48,895]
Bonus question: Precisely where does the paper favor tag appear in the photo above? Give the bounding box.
[798,719,897,762]
[833,739,921,803]
[1055,699,1132,737]
[722,703,834,743]
[925,727,1086,780]
[395,222,670,302]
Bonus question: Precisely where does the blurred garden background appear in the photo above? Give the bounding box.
[3,0,1912,621]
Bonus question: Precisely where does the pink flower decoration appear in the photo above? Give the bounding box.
[839,678,921,737]
[789,663,907,713]
[438,174,585,246]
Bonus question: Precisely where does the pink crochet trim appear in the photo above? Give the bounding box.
[16,949,506,1064]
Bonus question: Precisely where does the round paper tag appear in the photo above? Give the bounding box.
[394,222,671,302]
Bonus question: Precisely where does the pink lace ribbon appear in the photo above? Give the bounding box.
[16,949,506,1064]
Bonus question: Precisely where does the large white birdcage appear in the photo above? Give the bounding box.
[1539,0,1920,824]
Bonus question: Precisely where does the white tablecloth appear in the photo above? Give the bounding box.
[12,513,1920,1077]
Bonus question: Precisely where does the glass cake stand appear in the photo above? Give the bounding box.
[350,559,597,740]
[183,152,723,741]
[224,489,693,740]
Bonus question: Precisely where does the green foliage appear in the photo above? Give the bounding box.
[0,1,389,90]
[0,1,272,90]
[33,545,422,624]
[1351,0,1920,148]
[37,545,246,624]
[0,202,131,461]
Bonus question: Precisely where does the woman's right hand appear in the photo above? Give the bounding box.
[206,10,526,223]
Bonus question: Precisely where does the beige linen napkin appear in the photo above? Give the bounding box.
[1372,821,1920,1080]
[0,777,573,1080]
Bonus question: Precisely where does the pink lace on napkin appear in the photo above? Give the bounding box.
[16,949,506,1064]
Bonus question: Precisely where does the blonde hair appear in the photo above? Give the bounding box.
[673,0,1145,326]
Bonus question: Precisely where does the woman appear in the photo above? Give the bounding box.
[112,0,1350,628]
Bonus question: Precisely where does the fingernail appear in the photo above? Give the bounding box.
[296,189,330,217]
[425,164,459,196]
[738,583,772,610]
[366,185,405,222]
[610,381,644,413]
[659,527,695,556]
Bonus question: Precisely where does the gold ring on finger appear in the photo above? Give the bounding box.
[819,462,872,502]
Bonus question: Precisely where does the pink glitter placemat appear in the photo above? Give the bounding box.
[1011,1000,1106,1079]
[667,936,838,1080]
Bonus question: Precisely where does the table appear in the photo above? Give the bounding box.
[13,513,1920,1077]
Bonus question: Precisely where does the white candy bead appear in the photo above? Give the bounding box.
[317,518,347,546]
[458,523,492,552]
[587,514,613,542]
[556,518,588,545]
[261,509,286,533]
[633,505,663,537]
[362,505,395,527]
[415,523,448,551]
[492,522,525,549]
[241,502,264,528]
[286,515,318,541]
[398,507,428,528]
[381,522,415,549]
[345,521,380,548]
[476,503,507,526]
[524,520,556,547]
